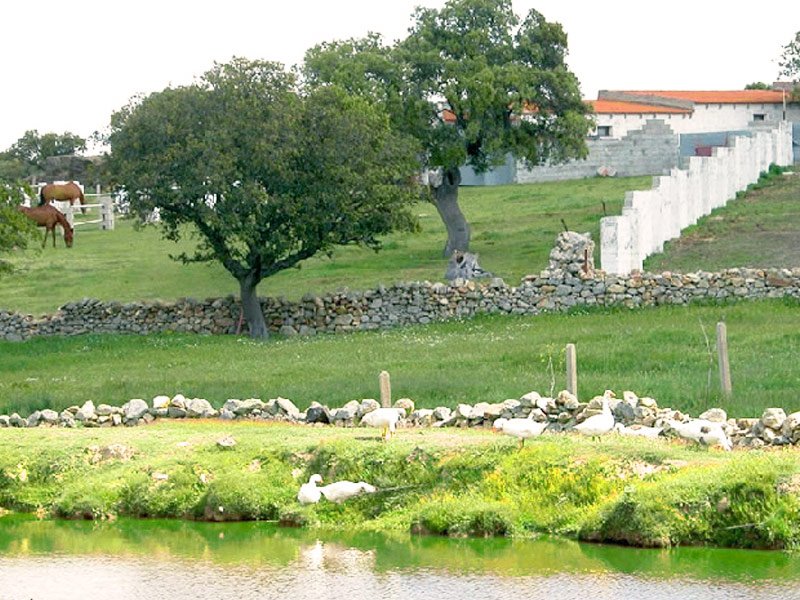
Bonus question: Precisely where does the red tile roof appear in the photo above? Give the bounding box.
[589,100,692,114]
[621,90,786,104]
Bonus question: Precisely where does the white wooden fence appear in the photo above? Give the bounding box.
[38,181,115,231]
[59,196,115,230]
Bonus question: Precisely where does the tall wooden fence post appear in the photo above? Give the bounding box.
[565,343,578,399]
[63,203,75,228]
[101,197,115,230]
[716,322,732,398]
[379,370,391,408]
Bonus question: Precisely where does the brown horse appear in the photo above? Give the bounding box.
[39,181,86,213]
[18,205,74,248]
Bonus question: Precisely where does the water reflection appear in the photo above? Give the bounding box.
[0,515,798,600]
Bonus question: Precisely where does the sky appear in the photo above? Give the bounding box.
[1,0,798,152]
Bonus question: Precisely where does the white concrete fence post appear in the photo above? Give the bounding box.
[600,124,792,276]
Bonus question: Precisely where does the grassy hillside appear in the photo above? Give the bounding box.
[2,300,798,418]
[644,170,800,271]
[5,171,798,317]
[2,172,799,417]
[0,177,650,315]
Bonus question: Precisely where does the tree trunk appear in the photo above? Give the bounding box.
[432,166,470,257]
[239,272,269,339]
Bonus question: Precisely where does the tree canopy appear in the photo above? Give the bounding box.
[106,58,421,338]
[0,179,38,274]
[303,0,592,256]
[744,82,771,90]
[2,130,86,178]
[778,30,800,81]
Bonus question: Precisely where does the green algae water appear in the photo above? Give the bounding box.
[0,515,799,600]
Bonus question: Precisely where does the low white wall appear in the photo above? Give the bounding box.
[600,122,794,275]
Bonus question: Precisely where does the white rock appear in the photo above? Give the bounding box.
[152,395,170,410]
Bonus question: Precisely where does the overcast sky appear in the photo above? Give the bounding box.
[2,0,798,152]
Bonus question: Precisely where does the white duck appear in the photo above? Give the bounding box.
[575,398,615,440]
[297,474,323,505]
[492,415,548,449]
[360,407,403,440]
[319,480,377,504]
[668,419,732,451]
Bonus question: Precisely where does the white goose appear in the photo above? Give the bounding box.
[492,415,548,449]
[360,407,403,440]
[575,398,615,440]
[319,480,377,504]
[297,474,323,505]
[668,419,732,451]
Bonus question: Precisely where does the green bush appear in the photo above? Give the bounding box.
[585,455,800,549]
[412,494,516,537]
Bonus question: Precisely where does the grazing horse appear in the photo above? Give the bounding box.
[39,181,86,213]
[18,205,74,248]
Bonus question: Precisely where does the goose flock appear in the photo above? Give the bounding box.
[298,392,735,503]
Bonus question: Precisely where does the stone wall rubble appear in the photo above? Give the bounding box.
[2,390,798,452]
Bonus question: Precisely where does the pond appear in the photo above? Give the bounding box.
[0,515,798,600]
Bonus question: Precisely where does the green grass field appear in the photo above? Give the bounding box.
[0,177,651,315]
[1,421,799,548]
[1,300,798,418]
[1,173,798,418]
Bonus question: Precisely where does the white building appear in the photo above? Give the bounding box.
[460,87,800,185]
[591,89,800,138]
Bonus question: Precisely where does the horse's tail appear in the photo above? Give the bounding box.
[38,186,46,206]
[78,185,86,214]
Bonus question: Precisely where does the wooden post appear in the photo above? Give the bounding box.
[101,197,115,230]
[716,322,732,398]
[565,343,578,399]
[379,370,391,408]
[63,203,75,228]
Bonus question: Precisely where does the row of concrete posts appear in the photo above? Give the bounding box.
[600,122,794,275]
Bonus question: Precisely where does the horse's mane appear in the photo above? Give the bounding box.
[54,208,73,231]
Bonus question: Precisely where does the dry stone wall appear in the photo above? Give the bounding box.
[2,265,799,341]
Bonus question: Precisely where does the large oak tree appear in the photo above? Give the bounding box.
[106,58,420,338]
[304,0,592,257]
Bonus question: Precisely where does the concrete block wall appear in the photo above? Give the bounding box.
[600,122,794,275]
[515,119,679,183]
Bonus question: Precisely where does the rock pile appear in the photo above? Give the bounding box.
[547,231,595,277]
[2,389,800,451]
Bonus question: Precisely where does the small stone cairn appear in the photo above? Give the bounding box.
[547,231,595,277]
[3,389,800,451]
